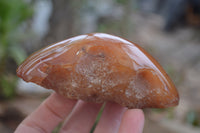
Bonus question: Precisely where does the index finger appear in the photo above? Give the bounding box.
[15,92,77,133]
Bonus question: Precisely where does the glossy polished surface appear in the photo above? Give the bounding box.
[17,33,179,108]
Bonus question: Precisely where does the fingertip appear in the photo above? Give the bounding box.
[126,109,145,123]
[118,109,145,133]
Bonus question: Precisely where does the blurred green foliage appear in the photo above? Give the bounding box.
[151,107,175,119]
[52,122,63,133]
[0,0,33,99]
[186,111,200,127]
[115,0,128,4]
[97,0,135,37]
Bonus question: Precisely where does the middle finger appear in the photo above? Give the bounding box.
[94,102,126,133]
[60,100,102,133]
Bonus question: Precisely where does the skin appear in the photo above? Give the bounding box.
[14,92,144,133]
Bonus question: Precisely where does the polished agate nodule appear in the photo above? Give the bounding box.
[17,33,179,108]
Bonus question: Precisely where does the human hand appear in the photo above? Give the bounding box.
[14,92,144,133]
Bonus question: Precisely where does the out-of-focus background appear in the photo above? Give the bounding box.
[0,0,200,132]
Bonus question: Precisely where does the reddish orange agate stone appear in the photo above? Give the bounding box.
[17,33,179,108]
